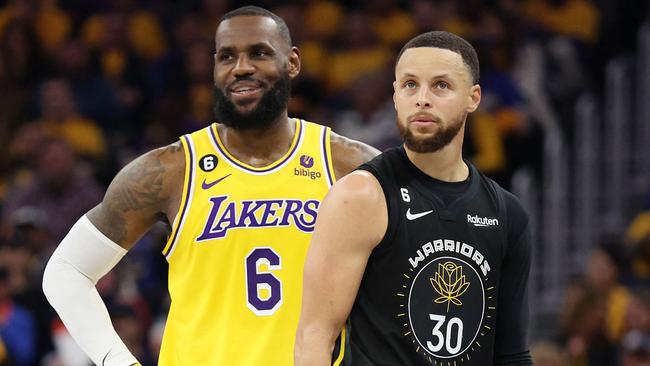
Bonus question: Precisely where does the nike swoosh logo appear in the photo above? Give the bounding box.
[406,208,434,220]
[201,174,231,190]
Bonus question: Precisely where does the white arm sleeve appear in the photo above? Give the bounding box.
[42,215,140,366]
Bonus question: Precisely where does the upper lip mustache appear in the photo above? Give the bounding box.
[408,113,437,123]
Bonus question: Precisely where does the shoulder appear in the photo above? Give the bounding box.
[320,170,387,247]
[329,170,384,203]
[105,140,186,211]
[126,141,185,183]
[490,179,529,225]
[149,140,185,176]
[329,131,381,180]
[481,174,529,238]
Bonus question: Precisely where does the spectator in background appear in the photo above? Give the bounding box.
[560,244,631,365]
[81,0,167,63]
[561,289,618,365]
[110,304,152,365]
[325,11,392,92]
[2,139,104,248]
[332,71,400,150]
[0,265,36,366]
[298,0,342,82]
[521,0,600,46]
[32,0,71,57]
[273,3,329,122]
[409,0,475,39]
[620,291,650,365]
[0,20,46,87]
[11,78,107,163]
[151,12,208,98]
[53,40,126,130]
[0,209,49,296]
[0,21,45,198]
[46,320,91,366]
[0,212,55,366]
[0,24,33,202]
[621,330,650,366]
[464,7,543,187]
[625,211,650,285]
[180,40,214,133]
[366,0,417,47]
[82,9,149,134]
[0,20,45,149]
[198,0,229,37]
[140,39,214,152]
[530,341,568,366]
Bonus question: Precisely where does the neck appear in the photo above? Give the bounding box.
[217,112,295,167]
[404,128,468,182]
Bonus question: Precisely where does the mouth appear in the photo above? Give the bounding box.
[229,81,264,101]
[408,113,438,125]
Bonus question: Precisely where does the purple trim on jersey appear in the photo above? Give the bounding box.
[209,120,304,173]
[321,127,334,186]
[164,134,194,258]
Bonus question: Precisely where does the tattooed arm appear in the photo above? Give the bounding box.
[87,141,185,249]
[330,132,381,179]
[42,142,185,366]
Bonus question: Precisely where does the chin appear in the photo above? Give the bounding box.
[409,129,437,141]
[233,101,260,114]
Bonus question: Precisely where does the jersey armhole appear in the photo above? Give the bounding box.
[493,181,512,260]
[356,165,399,254]
[321,126,336,187]
[162,135,195,260]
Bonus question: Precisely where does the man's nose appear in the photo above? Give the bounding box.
[416,87,432,108]
[233,54,255,76]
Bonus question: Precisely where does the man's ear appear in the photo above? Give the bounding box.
[467,84,481,113]
[392,81,398,110]
[288,46,301,78]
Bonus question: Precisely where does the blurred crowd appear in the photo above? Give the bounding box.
[0,0,647,365]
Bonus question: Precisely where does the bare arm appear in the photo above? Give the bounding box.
[87,141,185,249]
[42,142,184,365]
[330,132,380,179]
[295,171,387,366]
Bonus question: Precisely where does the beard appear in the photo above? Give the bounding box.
[213,72,291,130]
[397,113,466,153]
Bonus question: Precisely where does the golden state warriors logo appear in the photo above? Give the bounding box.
[431,262,470,312]
[399,254,496,363]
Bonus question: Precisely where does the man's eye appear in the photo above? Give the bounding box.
[218,54,232,61]
[436,81,449,89]
[404,81,417,89]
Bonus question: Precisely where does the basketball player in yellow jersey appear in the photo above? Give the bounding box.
[42,6,379,366]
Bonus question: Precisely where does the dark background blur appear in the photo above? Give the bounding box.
[0,0,648,365]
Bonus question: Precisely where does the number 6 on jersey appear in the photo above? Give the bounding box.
[245,247,283,315]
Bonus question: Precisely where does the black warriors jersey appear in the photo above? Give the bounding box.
[334,147,533,366]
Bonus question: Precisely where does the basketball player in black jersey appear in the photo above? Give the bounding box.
[295,31,533,366]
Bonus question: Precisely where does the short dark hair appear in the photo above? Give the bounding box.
[397,31,480,85]
[219,6,292,47]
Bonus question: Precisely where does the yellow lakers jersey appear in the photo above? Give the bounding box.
[158,119,335,365]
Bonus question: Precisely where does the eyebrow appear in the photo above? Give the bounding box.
[398,72,452,80]
[216,42,275,53]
